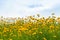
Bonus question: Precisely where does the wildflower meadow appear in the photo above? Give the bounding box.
[0,14,60,40]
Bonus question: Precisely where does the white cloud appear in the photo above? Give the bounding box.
[0,0,60,17]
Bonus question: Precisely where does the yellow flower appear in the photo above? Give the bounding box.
[43,37,47,40]
[31,28,37,30]
[9,39,12,40]
[56,19,60,23]
[56,26,59,30]
[32,32,36,35]
[3,27,8,32]
[50,25,54,30]
[19,27,28,31]
[39,32,42,34]
[10,33,13,36]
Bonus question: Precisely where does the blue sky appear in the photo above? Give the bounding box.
[0,0,60,17]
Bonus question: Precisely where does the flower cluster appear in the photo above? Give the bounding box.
[0,14,60,40]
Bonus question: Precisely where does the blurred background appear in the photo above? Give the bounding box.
[0,0,60,18]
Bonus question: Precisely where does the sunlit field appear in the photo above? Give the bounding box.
[0,14,60,40]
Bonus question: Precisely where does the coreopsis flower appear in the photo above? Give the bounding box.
[9,39,12,40]
[19,27,28,31]
[39,31,42,34]
[32,32,36,35]
[43,37,47,40]
[56,18,60,23]
[50,25,54,30]
[3,27,8,32]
